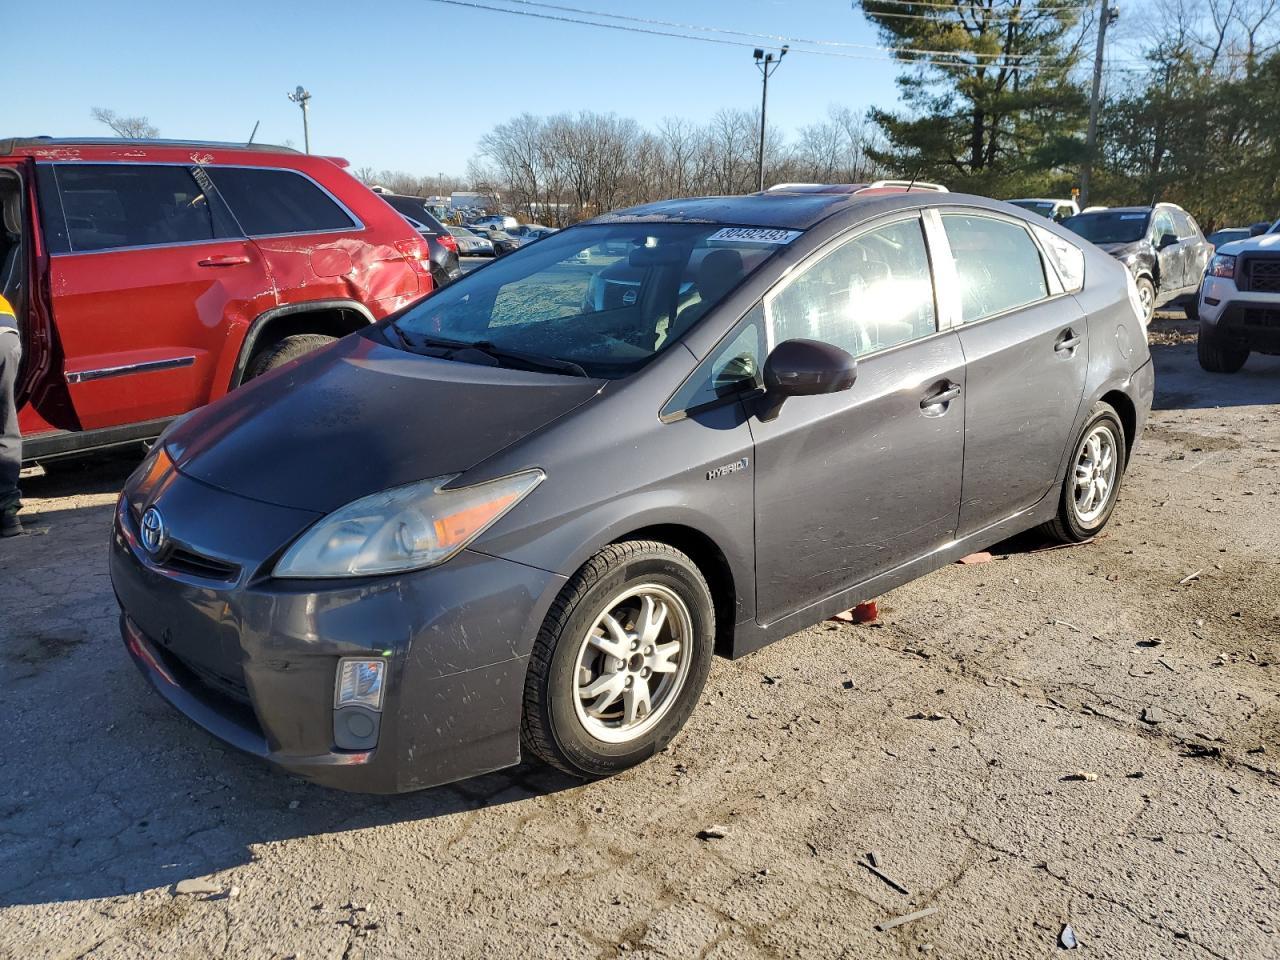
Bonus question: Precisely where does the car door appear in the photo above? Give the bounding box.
[1175,210,1209,291]
[750,214,966,625]
[932,210,1090,538]
[1151,208,1183,298]
[37,162,270,431]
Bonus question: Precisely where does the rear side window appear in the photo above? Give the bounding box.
[208,168,356,236]
[50,164,225,253]
[1031,225,1085,294]
[768,217,937,358]
[942,215,1049,323]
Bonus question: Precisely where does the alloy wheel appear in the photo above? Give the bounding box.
[1072,423,1118,525]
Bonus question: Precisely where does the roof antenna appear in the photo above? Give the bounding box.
[247,120,260,146]
[904,165,923,193]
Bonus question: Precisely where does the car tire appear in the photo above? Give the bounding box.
[521,540,715,779]
[1135,276,1156,326]
[1197,322,1248,374]
[1183,292,1200,323]
[1042,401,1128,544]
[245,333,337,381]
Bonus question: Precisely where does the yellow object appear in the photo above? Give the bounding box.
[0,294,13,318]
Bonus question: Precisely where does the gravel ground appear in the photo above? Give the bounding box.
[1,313,1277,960]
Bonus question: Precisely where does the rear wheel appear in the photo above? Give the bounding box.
[1042,402,1127,544]
[245,333,336,381]
[1197,322,1248,374]
[522,541,715,779]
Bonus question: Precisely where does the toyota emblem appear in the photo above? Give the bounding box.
[140,506,167,555]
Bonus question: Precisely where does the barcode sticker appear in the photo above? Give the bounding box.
[707,227,802,244]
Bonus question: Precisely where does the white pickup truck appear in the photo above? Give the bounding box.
[1197,220,1280,372]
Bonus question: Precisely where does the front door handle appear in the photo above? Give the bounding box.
[1055,329,1082,354]
[920,381,961,410]
[197,254,251,267]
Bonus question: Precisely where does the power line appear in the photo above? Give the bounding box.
[863,0,1085,12]
[503,0,1066,59]
[424,0,1085,70]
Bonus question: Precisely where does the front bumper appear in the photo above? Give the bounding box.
[110,478,565,793]
[1200,278,1280,353]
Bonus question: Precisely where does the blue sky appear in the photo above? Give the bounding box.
[10,0,907,175]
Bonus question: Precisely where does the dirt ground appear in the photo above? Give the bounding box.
[1,313,1277,960]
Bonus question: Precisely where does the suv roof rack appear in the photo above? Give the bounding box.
[0,137,299,156]
[764,180,949,195]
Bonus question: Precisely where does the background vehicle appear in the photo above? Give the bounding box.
[113,190,1152,793]
[468,224,521,255]
[1208,227,1251,250]
[377,193,461,287]
[1008,197,1080,222]
[0,137,431,463]
[515,226,558,245]
[447,226,495,257]
[469,214,519,232]
[1062,203,1211,324]
[1197,228,1280,372]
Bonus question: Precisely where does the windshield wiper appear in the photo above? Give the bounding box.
[462,341,590,378]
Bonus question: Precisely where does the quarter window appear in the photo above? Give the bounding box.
[208,168,355,236]
[942,214,1049,323]
[1031,225,1085,294]
[767,218,937,358]
[662,305,766,419]
[52,164,224,253]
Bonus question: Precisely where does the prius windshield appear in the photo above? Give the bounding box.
[389,222,792,378]
[1062,211,1151,244]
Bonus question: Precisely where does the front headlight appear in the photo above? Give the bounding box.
[274,469,545,578]
[1209,254,1237,279]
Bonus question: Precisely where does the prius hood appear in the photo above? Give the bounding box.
[166,333,603,513]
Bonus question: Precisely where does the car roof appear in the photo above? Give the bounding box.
[0,136,298,156]
[589,193,873,230]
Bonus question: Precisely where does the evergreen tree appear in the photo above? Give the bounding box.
[857,1,1091,195]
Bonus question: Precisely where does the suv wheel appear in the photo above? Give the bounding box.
[245,333,337,381]
[1197,322,1248,374]
[522,540,715,779]
[1135,276,1156,326]
[1042,402,1127,544]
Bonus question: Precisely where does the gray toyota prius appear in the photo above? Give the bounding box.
[111,188,1154,793]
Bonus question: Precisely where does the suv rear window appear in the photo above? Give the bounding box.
[208,168,355,237]
[50,164,226,253]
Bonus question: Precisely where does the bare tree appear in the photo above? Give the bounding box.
[90,107,159,139]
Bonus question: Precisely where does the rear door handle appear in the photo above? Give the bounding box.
[1055,329,1082,354]
[920,382,961,410]
[197,254,251,267]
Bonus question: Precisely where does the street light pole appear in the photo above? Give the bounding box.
[1080,3,1118,208]
[754,45,788,193]
[287,85,312,154]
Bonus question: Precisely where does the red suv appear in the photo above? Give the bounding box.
[0,137,433,461]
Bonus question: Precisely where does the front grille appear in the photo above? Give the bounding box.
[1247,258,1280,293]
[165,547,241,582]
[1242,307,1280,328]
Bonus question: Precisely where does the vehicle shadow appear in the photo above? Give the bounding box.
[1146,315,1280,410]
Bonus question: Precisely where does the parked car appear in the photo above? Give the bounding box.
[377,193,461,288]
[112,188,1152,793]
[447,226,495,257]
[516,227,558,245]
[0,137,432,463]
[1207,227,1252,250]
[469,214,519,232]
[468,224,521,256]
[1061,203,1212,324]
[1008,198,1080,222]
[1196,223,1280,372]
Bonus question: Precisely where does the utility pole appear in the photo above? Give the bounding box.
[1080,3,1118,208]
[753,46,788,193]
[287,85,312,154]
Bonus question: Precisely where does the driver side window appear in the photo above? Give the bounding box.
[766,218,937,358]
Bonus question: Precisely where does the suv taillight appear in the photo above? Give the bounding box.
[395,237,434,286]
[437,232,459,254]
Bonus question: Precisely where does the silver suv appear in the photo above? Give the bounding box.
[1198,219,1280,372]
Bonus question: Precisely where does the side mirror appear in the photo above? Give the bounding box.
[758,339,857,420]
[1157,233,1179,250]
[1250,221,1270,237]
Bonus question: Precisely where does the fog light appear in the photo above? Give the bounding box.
[335,659,387,711]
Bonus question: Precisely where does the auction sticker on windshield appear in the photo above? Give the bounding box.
[707,227,802,244]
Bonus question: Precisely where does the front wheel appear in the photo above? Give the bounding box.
[1197,321,1248,373]
[1135,276,1156,326]
[1042,402,1127,544]
[245,333,336,381]
[521,541,715,779]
